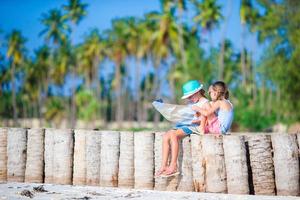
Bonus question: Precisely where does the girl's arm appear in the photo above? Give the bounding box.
[192,101,220,117]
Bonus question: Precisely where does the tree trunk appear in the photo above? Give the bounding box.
[241,24,246,87]
[218,0,233,80]
[154,132,167,190]
[0,128,7,182]
[177,136,194,191]
[86,130,101,186]
[25,128,44,183]
[44,128,54,183]
[93,56,101,121]
[7,128,27,182]
[271,134,299,196]
[118,131,134,188]
[261,79,266,114]
[11,63,18,126]
[73,129,86,185]
[202,135,227,193]
[246,135,275,195]
[52,129,74,185]
[190,134,205,192]
[152,66,161,129]
[100,131,120,187]
[134,131,154,189]
[223,135,249,194]
[115,63,123,128]
[70,67,77,128]
[136,58,142,124]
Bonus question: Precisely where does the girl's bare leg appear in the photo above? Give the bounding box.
[199,116,206,134]
[155,130,172,176]
[164,129,186,174]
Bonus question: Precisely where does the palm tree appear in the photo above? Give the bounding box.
[218,0,233,80]
[30,46,51,122]
[81,29,105,99]
[40,9,69,124]
[63,0,88,128]
[146,8,180,125]
[40,9,70,46]
[122,17,150,123]
[192,0,222,47]
[239,0,258,87]
[6,30,26,125]
[105,19,128,127]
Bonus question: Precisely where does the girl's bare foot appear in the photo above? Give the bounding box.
[162,165,179,177]
[155,167,167,177]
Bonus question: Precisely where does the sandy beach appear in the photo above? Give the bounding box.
[0,183,299,200]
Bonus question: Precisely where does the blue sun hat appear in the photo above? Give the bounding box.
[181,80,203,99]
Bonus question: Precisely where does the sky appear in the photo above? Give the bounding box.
[0,0,264,97]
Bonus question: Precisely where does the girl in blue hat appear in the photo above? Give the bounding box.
[155,80,210,177]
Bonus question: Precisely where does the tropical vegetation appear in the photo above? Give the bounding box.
[0,0,299,131]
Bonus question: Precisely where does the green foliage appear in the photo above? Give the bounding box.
[76,89,100,121]
[235,106,276,131]
[1,0,299,131]
[44,96,66,123]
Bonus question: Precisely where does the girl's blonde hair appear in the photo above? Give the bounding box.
[211,81,229,100]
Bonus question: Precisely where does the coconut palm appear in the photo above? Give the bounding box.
[40,9,69,124]
[27,46,50,121]
[192,0,222,47]
[239,0,259,87]
[6,30,26,125]
[105,19,129,127]
[218,0,233,80]
[81,29,105,99]
[63,0,88,128]
[40,9,69,46]
[145,7,180,125]
[122,17,141,122]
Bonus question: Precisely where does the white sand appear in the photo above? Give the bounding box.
[0,182,299,200]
